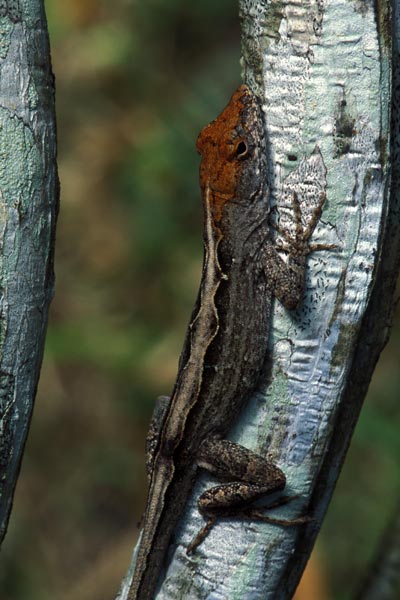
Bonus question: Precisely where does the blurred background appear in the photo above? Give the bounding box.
[0,1,399,599]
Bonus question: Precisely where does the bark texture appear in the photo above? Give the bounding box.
[120,1,399,598]
[0,1,58,544]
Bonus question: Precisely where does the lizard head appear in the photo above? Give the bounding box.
[196,85,267,224]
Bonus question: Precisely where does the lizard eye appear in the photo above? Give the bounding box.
[235,140,249,159]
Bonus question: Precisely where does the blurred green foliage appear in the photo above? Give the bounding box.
[0,2,398,599]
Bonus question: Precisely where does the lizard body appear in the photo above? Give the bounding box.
[128,85,324,599]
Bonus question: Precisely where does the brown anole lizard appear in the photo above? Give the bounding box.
[128,84,328,600]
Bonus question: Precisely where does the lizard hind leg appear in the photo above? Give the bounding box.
[186,492,308,555]
[186,438,285,554]
[145,395,171,480]
[196,438,286,491]
[187,437,310,554]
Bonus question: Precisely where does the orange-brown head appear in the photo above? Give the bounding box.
[196,85,268,225]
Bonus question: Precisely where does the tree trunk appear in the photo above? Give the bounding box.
[120,0,399,597]
[0,1,58,544]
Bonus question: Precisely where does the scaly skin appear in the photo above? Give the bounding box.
[128,85,317,599]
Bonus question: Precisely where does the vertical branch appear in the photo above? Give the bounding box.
[239,0,399,597]
[0,0,58,544]
[121,1,399,598]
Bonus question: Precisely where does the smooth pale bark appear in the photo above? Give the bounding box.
[0,2,58,544]
[120,1,399,598]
